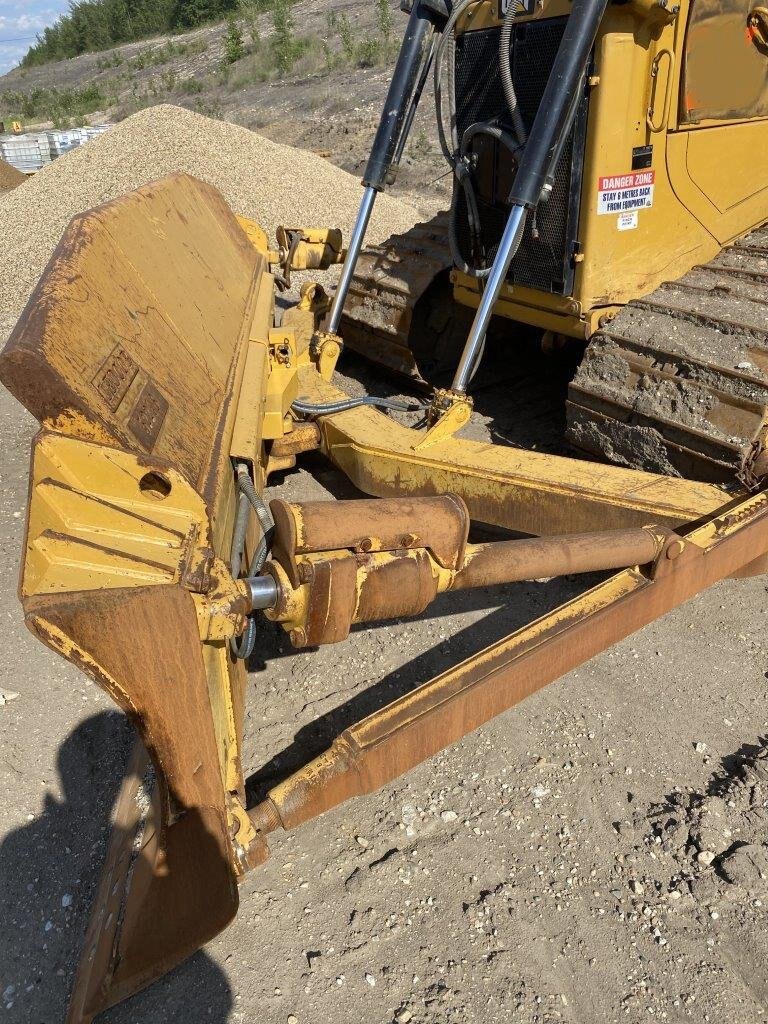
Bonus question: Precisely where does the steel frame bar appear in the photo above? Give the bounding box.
[295,365,728,535]
[249,488,768,835]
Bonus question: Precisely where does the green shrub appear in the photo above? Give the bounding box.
[272,0,302,75]
[179,76,204,94]
[223,15,245,64]
[0,84,106,123]
[376,0,393,44]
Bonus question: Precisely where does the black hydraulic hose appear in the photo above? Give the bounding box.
[434,0,490,277]
[435,0,527,279]
[292,396,429,416]
[499,0,528,147]
[434,0,475,169]
[449,122,522,278]
[229,463,275,660]
[508,0,609,208]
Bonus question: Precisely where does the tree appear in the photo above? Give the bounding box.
[272,0,297,75]
[223,14,245,63]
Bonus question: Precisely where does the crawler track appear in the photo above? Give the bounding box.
[566,224,768,486]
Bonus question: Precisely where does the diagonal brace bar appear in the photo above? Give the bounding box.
[248,489,768,837]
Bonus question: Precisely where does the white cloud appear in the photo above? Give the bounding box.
[0,3,68,72]
[0,42,29,75]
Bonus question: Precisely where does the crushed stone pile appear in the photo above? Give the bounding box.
[0,157,25,193]
[0,104,419,347]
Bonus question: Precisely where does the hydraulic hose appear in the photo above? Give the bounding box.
[433,0,475,169]
[448,122,522,277]
[229,463,275,660]
[435,0,526,278]
[499,0,528,147]
[451,0,610,393]
[292,396,429,417]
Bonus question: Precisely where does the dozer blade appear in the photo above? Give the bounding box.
[0,173,278,1019]
[567,223,768,486]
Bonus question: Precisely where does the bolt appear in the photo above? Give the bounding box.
[400,534,418,548]
[666,538,685,560]
[289,627,307,648]
[358,537,373,552]
[297,561,315,584]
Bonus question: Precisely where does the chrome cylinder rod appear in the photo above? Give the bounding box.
[244,574,279,611]
[328,186,377,335]
[451,203,527,393]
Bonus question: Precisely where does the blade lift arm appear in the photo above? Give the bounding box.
[244,487,768,844]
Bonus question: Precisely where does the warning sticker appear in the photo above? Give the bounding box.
[597,170,655,216]
[617,210,638,231]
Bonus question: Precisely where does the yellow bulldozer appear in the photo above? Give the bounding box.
[0,0,767,1017]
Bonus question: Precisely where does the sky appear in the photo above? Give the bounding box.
[0,1,69,75]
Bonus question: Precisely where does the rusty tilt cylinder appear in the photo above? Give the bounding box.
[248,495,667,646]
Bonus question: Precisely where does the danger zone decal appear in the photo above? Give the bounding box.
[597,170,655,215]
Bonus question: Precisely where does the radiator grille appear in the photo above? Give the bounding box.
[452,20,588,295]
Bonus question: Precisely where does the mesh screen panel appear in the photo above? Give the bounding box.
[452,20,588,295]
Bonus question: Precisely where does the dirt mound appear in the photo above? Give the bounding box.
[0,104,419,348]
[0,157,24,193]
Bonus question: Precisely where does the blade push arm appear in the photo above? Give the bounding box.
[249,488,768,836]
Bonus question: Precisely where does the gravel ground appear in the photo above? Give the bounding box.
[0,104,422,348]
[0,108,767,1024]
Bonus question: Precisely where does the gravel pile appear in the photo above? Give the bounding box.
[0,157,24,193]
[0,104,418,346]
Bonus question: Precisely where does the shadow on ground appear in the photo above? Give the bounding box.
[0,711,233,1023]
[245,567,603,804]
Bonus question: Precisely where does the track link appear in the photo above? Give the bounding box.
[340,212,452,381]
[566,224,768,486]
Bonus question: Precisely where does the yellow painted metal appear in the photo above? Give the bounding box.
[448,0,768,337]
[263,328,299,438]
[0,176,288,877]
[414,391,473,448]
[236,215,274,259]
[0,167,759,1015]
[296,364,729,534]
[258,485,768,834]
[23,431,209,598]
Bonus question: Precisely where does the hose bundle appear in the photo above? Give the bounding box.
[229,463,275,660]
[434,0,528,276]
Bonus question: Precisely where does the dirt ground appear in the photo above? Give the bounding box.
[1,320,768,1023]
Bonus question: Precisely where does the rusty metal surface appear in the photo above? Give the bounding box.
[0,174,264,515]
[250,490,768,833]
[450,527,665,591]
[0,176,281,1017]
[264,499,671,646]
[28,584,245,1022]
[269,494,469,588]
[66,738,151,1024]
[567,223,768,486]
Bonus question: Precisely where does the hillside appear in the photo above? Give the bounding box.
[0,0,447,213]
